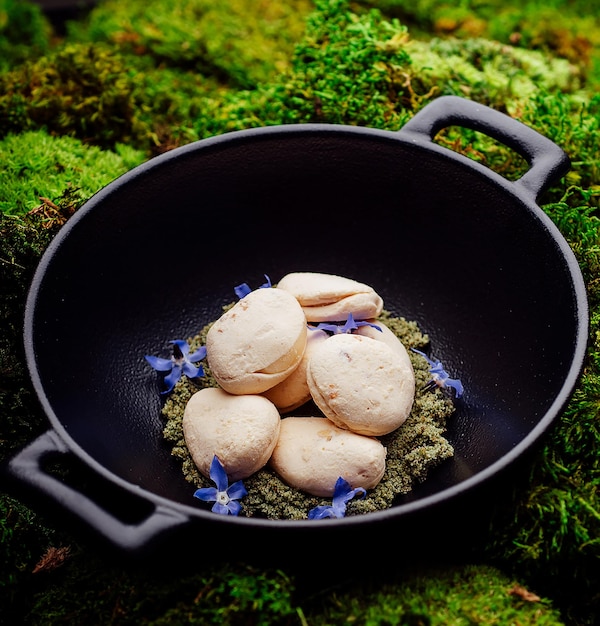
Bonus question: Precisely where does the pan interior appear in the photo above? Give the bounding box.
[27,128,582,507]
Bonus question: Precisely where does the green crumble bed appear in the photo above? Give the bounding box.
[162,309,456,520]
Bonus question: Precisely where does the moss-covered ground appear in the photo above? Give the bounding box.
[1,0,599,623]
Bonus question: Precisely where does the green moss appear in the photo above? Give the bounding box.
[356,0,600,85]
[281,0,415,126]
[0,130,145,215]
[129,66,223,150]
[191,0,419,137]
[303,564,565,625]
[191,0,586,146]
[408,36,583,112]
[0,43,152,149]
[0,0,52,71]
[67,0,313,88]
[23,558,299,625]
[520,92,600,196]
[0,494,57,583]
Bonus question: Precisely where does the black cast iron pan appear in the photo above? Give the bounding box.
[5,96,588,561]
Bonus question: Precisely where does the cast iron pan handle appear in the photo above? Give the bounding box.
[400,95,570,200]
[6,429,190,551]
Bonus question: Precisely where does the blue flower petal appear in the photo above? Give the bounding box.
[192,456,247,515]
[162,365,182,393]
[411,348,433,365]
[227,500,242,516]
[235,274,272,299]
[234,283,252,299]
[308,322,340,333]
[212,501,230,515]
[171,339,190,356]
[332,476,352,498]
[227,480,248,500]
[209,455,229,492]
[308,477,367,520]
[340,313,359,333]
[308,505,336,519]
[146,339,207,394]
[340,487,366,506]
[182,361,204,379]
[193,487,218,502]
[446,378,464,399]
[308,314,382,335]
[411,348,464,398]
[331,503,347,517]
[188,346,207,363]
[144,355,173,372]
[333,477,366,506]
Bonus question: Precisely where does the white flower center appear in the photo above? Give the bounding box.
[216,491,230,506]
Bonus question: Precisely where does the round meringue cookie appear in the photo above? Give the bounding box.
[269,417,386,497]
[206,287,307,395]
[183,387,281,481]
[276,272,383,322]
[356,319,415,366]
[261,328,329,413]
[307,333,415,436]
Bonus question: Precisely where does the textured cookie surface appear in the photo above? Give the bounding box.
[307,333,415,436]
[183,387,281,481]
[269,416,386,497]
[206,287,307,394]
[277,272,383,322]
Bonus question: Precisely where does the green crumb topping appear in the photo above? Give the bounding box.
[161,309,456,520]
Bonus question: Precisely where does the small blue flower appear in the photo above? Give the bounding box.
[308,313,382,335]
[411,348,464,398]
[234,274,272,299]
[145,339,206,394]
[193,455,247,516]
[308,477,366,520]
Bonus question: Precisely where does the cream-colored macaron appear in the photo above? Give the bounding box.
[206,287,307,395]
[269,416,386,497]
[261,328,329,413]
[306,333,415,436]
[276,272,383,322]
[182,387,281,482]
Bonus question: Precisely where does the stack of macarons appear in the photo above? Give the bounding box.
[182,272,416,498]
